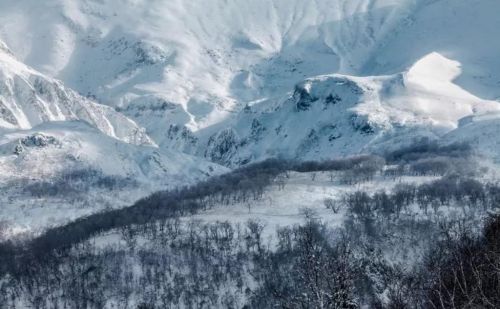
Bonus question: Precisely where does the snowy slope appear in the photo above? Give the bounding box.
[1,0,499,167]
[0,0,424,138]
[0,43,151,145]
[0,42,228,233]
[0,121,226,234]
[444,113,500,165]
[1,0,499,138]
[0,121,222,182]
[187,171,438,240]
[187,53,500,165]
[364,0,500,101]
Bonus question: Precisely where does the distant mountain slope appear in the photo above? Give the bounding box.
[0,0,421,136]
[0,42,226,233]
[1,0,499,139]
[0,43,151,145]
[364,0,500,101]
[0,41,224,182]
[444,113,500,164]
[0,121,221,182]
[189,53,500,165]
[1,0,499,167]
[0,121,226,233]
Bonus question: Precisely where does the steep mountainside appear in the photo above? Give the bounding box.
[1,1,499,129]
[1,0,499,168]
[0,44,151,145]
[0,121,225,233]
[0,2,434,131]
[0,42,226,233]
[176,53,500,165]
[0,40,224,182]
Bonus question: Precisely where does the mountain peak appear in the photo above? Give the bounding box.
[406,52,462,83]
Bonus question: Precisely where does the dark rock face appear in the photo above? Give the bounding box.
[350,114,375,134]
[293,85,318,111]
[205,128,240,164]
[14,133,60,155]
[325,93,342,106]
[159,124,200,155]
[292,76,363,112]
[167,124,198,144]
[250,119,266,141]
[20,133,59,147]
[133,41,169,66]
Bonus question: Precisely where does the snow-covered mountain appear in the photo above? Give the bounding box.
[0,40,226,232]
[168,53,500,166]
[1,0,500,230]
[1,0,499,151]
[0,43,151,145]
[0,121,222,183]
[2,3,500,307]
[0,38,224,183]
[0,0,415,134]
[1,0,499,169]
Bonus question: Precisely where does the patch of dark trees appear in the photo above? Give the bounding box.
[342,176,500,220]
[422,215,500,308]
[374,214,500,309]
[0,144,485,272]
[0,155,387,274]
[384,137,472,164]
[251,218,358,308]
[19,168,137,198]
[1,210,499,308]
[1,139,499,307]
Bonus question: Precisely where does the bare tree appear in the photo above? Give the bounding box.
[324,198,341,213]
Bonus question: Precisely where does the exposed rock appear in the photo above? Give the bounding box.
[205,128,239,164]
[293,84,318,111]
[350,114,375,134]
[14,133,60,155]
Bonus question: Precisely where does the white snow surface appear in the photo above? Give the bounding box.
[195,52,500,165]
[1,0,499,144]
[0,121,223,181]
[0,46,152,145]
[0,121,226,235]
[187,171,437,241]
[0,39,227,233]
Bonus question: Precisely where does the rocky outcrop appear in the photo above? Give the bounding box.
[14,133,60,155]
[205,129,240,164]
